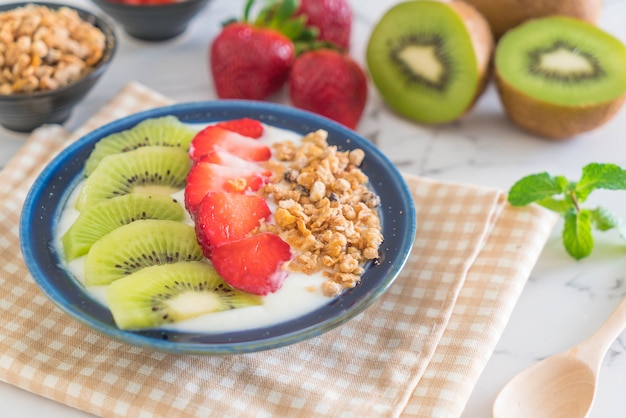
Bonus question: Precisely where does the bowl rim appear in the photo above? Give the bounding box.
[20,100,417,355]
[0,1,117,100]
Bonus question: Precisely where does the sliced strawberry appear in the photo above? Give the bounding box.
[211,233,292,296]
[184,160,268,215]
[216,118,264,139]
[195,192,271,256]
[189,125,271,162]
[201,150,271,177]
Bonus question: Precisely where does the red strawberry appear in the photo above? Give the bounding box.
[209,0,319,100]
[216,118,264,139]
[189,125,271,162]
[210,232,292,296]
[195,192,271,256]
[288,49,367,129]
[295,0,352,51]
[211,22,295,100]
[185,160,268,215]
[201,150,271,177]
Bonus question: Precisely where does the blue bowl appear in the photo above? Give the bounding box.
[20,101,416,354]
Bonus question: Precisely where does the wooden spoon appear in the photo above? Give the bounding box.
[492,295,626,418]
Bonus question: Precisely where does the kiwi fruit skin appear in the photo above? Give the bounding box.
[106,261,262,330]
[496,76,626,140]
[366,0,494,125]
[494,16,626,140]
[463,0,602,40]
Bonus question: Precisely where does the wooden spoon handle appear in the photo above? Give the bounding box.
[576,295,626,372]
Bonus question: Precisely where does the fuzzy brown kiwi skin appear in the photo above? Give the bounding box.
[463,0,602,39]
[450,1,495,117]
[495,68,626,140]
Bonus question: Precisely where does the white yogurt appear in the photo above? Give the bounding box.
[56,122,335,333]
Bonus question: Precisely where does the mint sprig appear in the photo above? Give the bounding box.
[508,163,626,260]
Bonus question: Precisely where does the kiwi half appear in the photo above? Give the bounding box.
[83,219,204,286]
[61,194,185,261]
[76,146,191,211]
[83,116,197,176]
[106,261,262,330]
[366,0,493,124]
[463,0,602,40]
[495,16,626,140]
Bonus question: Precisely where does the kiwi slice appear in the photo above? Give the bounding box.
[106,261,262,330]
[84,116,197,176]
[61,194,185,261]
[366,0,493,124]
[83,219,204,286]
[75,146,191,211]
[495,16,626,139]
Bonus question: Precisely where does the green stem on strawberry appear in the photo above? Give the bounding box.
[237,0,317,42]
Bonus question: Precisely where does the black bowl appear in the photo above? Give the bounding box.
[20,100,417,354]
[90,0,212,41]
[0,2,117,133]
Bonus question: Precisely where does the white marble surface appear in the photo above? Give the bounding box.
[2,0,626,416]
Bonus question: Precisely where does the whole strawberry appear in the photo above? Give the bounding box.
[288,49,367,129]
[210,0,314,100]
[295,0,352,51]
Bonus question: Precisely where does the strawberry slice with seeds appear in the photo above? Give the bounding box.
[211,232,292,296]
[216,118,264,139]
[195,191,271,256]
[201,150,271,177]
[189,125,271,162]
[184,159,268,215]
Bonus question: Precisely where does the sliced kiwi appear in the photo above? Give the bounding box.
[83,219,204,286]
[495,16,626,139]
[61,194,185,261]
[84,116,197,176]
[366,0,493,124]
[75,146,191,211]
[106,261,262,330]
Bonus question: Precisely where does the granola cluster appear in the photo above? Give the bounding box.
[260,129,383,297]
[0,5,106,95]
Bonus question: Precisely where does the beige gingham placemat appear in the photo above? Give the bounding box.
[0,82,558,417]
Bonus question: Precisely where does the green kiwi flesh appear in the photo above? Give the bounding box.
[366,0,489,124]
[61,194,186,261]
[496,16,626,106]
[83,116,197,176]
[75,146,191,211]
[106,261,262,330]
[83,219,204,286]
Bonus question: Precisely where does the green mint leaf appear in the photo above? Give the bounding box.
[536,197,574,214]
[575,163,626,203]
[508,172,568,206]
[563,209,594,260]
[590,207,626,239]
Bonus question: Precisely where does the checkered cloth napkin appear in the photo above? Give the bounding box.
[0,82,557,417]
